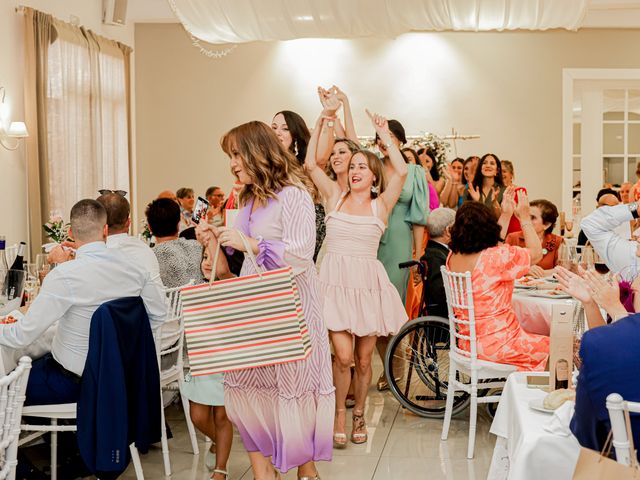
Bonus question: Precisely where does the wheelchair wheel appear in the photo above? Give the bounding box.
[384,316,471,419]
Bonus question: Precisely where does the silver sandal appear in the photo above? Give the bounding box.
[212,468,228,479]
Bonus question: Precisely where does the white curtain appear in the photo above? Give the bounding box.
[46,21,130,219]
[167,0,589,44]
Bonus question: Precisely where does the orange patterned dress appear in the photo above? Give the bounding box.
[446,245,550,371]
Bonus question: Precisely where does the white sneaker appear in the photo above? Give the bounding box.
[205,446,217,471]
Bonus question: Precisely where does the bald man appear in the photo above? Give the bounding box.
[579,188,629,245]
[157,190,178,203]
[621,182,633,204]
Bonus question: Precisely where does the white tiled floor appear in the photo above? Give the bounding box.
[120,379,495,480]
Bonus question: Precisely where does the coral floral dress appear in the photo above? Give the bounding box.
[446,244,550,371]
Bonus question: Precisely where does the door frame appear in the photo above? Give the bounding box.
[562,68,640,214]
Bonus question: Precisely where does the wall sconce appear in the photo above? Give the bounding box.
[0,87,29,151]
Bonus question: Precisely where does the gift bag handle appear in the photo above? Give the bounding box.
[209,229,264,286]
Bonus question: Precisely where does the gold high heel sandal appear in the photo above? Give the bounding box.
[333,408,348,449]
[351,411,368,444]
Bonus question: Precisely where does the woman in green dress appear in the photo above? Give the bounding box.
[375,120,429,389]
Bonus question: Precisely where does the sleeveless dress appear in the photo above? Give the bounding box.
[320,194,408,337]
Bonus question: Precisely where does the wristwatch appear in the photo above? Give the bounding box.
[629,202,640,219]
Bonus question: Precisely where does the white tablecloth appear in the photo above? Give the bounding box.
[0,324,56,375]
[488,372,581,480]
[512,293,576,335]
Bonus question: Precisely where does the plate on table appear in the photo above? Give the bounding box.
[529,398,555,414]
[524,290,572,299]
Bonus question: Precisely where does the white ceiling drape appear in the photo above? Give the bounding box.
[166,0,589,44]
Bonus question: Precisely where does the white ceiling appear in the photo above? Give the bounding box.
[127,0,640,29]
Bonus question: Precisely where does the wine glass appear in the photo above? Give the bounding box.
[35,254,50,285]
[581,245,595,271]
[593,250,610,276]
[565,218,574,238]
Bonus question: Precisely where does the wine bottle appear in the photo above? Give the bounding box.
[0,236,8,273]
[5,242,26,301]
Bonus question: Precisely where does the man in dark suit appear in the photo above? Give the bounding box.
[570,313,640,460]
[420,208,456,319]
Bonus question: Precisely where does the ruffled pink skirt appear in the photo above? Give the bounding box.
[319,253,408,336]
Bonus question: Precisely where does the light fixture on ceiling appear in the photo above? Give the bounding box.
[0,86,29,151]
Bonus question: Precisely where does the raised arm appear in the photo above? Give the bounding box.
[304,100,342,204]
[514,190,543,265]
[498,186,516,240]
[367,109,408,214]
[316,87,336,166]
[581,203,637,275]
[333,86,359,144]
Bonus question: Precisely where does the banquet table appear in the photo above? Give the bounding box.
[512,292,578,336]
[487,372,581,480]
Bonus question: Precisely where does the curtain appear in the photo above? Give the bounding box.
[23,8,55,260]
[46,21,131,224]
[167,0,589,45]
[22,7,132,257]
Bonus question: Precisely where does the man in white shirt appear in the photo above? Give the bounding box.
[581,201,640,279]
[97,191,161,279]
[1,199,167,406]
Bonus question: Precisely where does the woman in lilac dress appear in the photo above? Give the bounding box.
[211,121,334,480]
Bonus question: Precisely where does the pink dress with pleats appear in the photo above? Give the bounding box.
[320,195,408,336]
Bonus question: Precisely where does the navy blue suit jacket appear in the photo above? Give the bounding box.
[570,313,640,459]
[77,297,161,478]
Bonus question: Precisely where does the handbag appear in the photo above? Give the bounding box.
[573,408,640,479]
[181,230,311,376]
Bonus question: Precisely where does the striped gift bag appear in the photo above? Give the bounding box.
[181,232,311,376]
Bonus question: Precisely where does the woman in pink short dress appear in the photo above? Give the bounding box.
[304,96,408,449]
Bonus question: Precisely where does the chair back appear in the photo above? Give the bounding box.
[157,284,188,376]
[440,266,478,364]
[0,357,31,479]
[606,392,640,466]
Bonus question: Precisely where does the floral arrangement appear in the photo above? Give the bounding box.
[407,133,451,171]
[42,214,70,244]
[140,220,152,241]
[358,132,451,171]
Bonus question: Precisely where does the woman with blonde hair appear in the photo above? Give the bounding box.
[305,97,408,449]
[205,120,334,480]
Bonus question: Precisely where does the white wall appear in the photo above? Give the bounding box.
[0,0,134,247]
[134,25,640,222]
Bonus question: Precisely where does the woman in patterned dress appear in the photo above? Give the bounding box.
[446,195,550,371]
[208,121,334,480]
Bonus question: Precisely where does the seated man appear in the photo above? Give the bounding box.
[420,208,456,318]
[0,199,167,406]
[577,188,624,246]
[97,191,161,281]
[570,312,640,461]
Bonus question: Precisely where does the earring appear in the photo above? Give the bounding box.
[293,141,298,156]
[371,185,380,194]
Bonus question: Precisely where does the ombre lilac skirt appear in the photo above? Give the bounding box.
[224,267,335,472]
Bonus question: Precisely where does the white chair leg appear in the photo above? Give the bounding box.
[51,420,57,480]
[129,443,145,480]
[467,382,478,459]
[180,390,199,455]
[160,400,171,476]
[441,366,457,441]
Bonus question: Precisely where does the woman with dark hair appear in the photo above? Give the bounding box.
[375,119,429,390]
[417,148,445,194]
[305,103,408,449]
[272,110,326,262]
[208,120,333,480]
[446,195,549,371]
[405,148,439,210]
[506,199,563,278]
[440,158,465,208]
[465,153,506,215]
